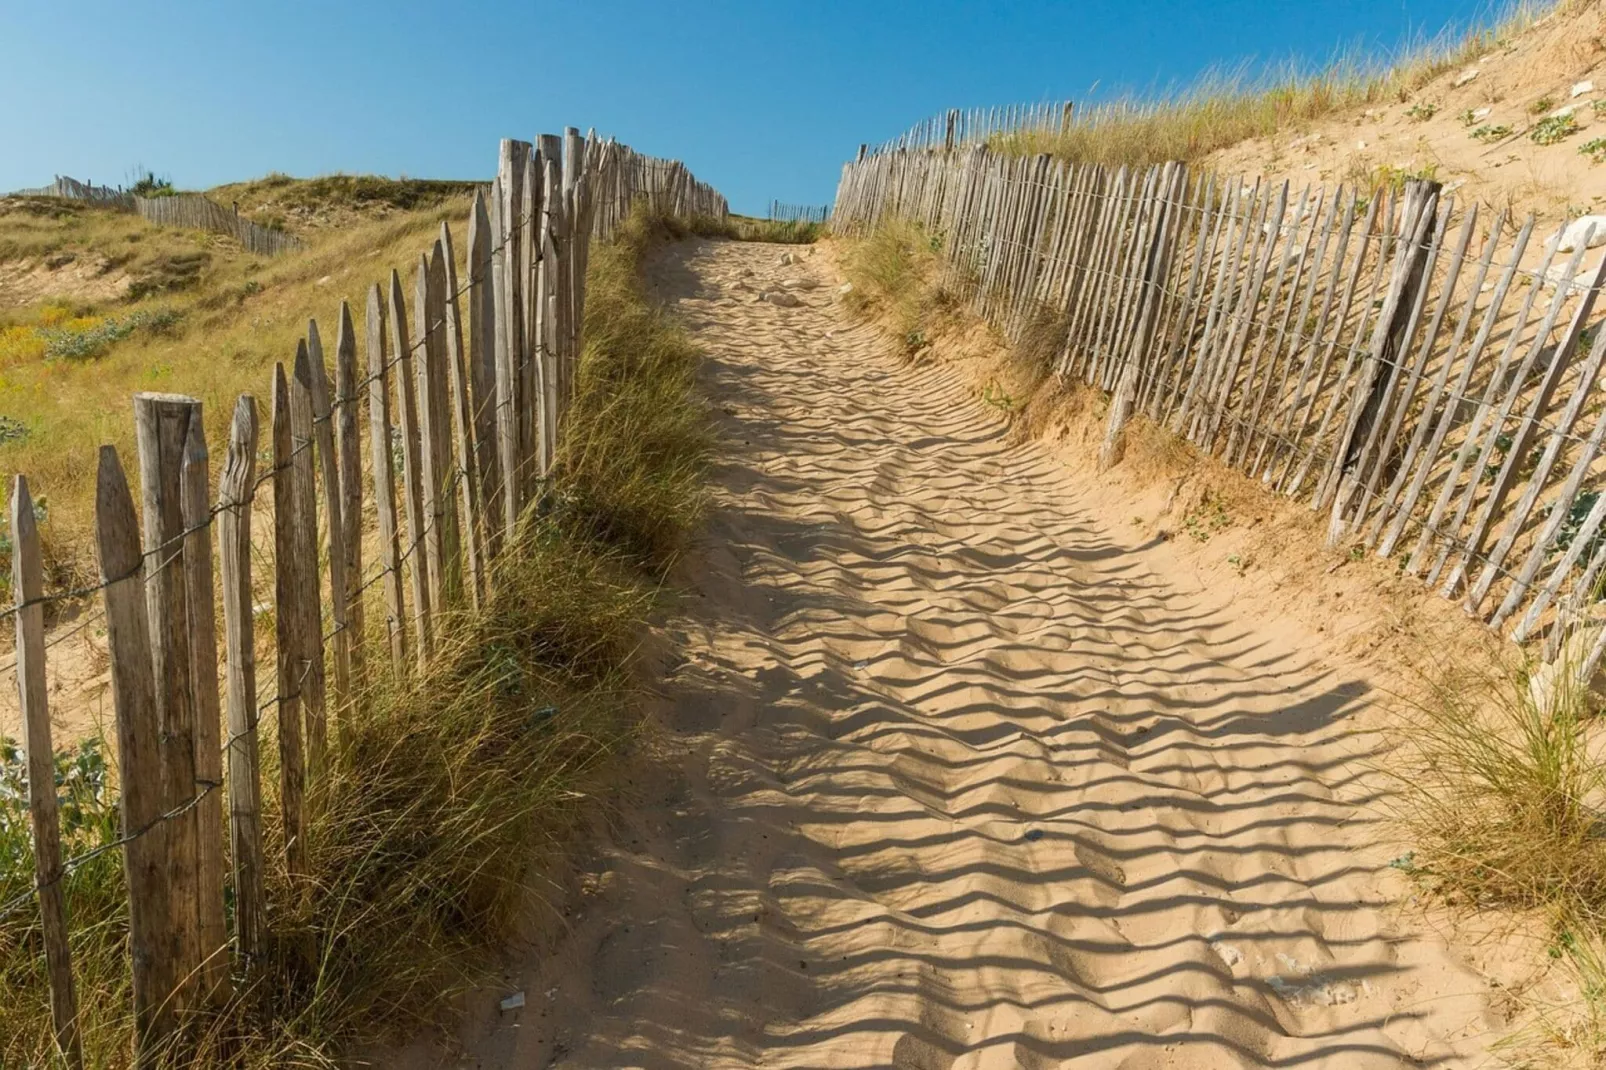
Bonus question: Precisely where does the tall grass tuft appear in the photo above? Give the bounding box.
[1394,650,1606,917]
[0,201,708,1066]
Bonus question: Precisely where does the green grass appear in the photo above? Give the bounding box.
[987,0,1566,168]
[0,202,709,1067]
[689,214,825,244]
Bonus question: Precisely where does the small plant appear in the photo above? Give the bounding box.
[1406,101,1439,121]
[981,380,1014,412]
[1457,108,1479,126]
[1532,96,1557,115]
[1471,123,1514,142]
[128,169,174,198]
[1183,498,1231,543]
[1581,137,1606,163]
[1533,113,1581,145]
[1349,544,1365,562]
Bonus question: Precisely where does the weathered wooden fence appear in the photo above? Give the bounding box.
[859,100,1077,159]
[10,174,303,256]
[834,136,1606,680]
[5,129,725,1068]
[767,201,831,225]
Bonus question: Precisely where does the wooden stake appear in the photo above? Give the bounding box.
[96,445,173,1066]
[13,475,84,1069]
[216,395,264,974]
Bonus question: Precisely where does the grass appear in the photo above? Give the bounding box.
[0,201,709,1066]
[987,0,1566,168]
[1390,647,1606,1063]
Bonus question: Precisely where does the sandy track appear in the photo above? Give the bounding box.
[457,239,1499,1069]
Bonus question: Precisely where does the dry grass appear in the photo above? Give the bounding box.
[991,0,1570,168]
[0,202,709,1067]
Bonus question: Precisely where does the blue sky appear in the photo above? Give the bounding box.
[1,0,1508,216]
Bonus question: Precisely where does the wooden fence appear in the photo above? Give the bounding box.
[859,100,1077,159]
[10,174,303,256]
[834,138,1606,681]
[5,129,725,1068]
[767,200,831,225]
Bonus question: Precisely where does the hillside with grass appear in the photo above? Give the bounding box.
[0,178,477,601]
[996,0,1606,223]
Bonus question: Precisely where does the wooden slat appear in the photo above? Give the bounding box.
[389,269,432,662]
[217,395,264,974]
[97,444,174,1066]
[178,411,229,1004]
[334,303,365,686]
[13,475,84,1069]
[365,284,407,670]
[289,344,328,779]
[270,363,307,878]
[303,322,351,731]
[440,220,486,606]
[131,391,201,1009]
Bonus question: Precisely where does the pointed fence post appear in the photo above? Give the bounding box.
[216,395,265,975]
[96,445,174,1067]
[13,476,84,1069]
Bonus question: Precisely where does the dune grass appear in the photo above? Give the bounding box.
[990,0,1569,168]
[0,202,708,1066]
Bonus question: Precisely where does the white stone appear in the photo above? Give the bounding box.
[1574,80,1595,97]
[763,291,801,308]
[837,283,853,295]
[778,252,794,266]
[779,277,819,290]
[1472,107,1492,122]
[1356,140,1367,151]
[499,991,525,1012]
[1454,68,1480,88]
[1558,215,1606,253]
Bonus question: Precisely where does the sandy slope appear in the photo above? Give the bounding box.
[447,239,1505,1068]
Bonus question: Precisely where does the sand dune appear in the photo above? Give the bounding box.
[452,238,1501,1068]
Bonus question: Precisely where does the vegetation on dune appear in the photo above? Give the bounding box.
[210,173,486,234]
[990,0,1568,168]
[0,202,709,1066]
[689,213,826,244]
[0,192,475,600]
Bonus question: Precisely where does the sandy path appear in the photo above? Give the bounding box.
[458,239,1500,1069]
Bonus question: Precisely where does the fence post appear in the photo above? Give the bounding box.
[440,220,486,606]
[96,445,174,1067]
[216,395,265,976]
[334,304,366,686]
[1324,178,1442,546]
[12,476,84,1070]
[304,321,352,732]
[270,364,307,877]
[389,270,433,663]
[289,344,328,778]
[365,284,408,670]
[131,392,202,1010]
[467,191,503,559]
[1100,164,1184,469]
[178,414,229,1005]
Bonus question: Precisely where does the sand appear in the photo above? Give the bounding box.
[411,237,1519,1069]
[1208,3,1606,227]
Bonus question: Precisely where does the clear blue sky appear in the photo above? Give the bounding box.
[0,0,1509,216]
